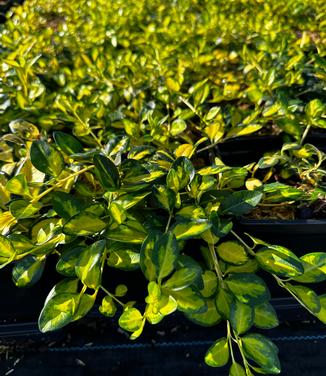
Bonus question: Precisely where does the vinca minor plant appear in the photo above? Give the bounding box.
[0,125,325,375]
[0,1,325,375]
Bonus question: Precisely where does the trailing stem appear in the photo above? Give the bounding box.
[208,243,225,287]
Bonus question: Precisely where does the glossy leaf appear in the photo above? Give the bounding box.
[12,255,45,287]
[99,295,117,317]
[6,174,31,197]
[75,240,105,289]
[253,302,279,329]
[205,337,229,367]
[229,363,246,376]
[106,220,147,243]
[30,140,64,177]
[172,220,212,240]
[256,246,304,278]
[38,293,77,332]
[52,191,84,219]
[163,267,200,291]
[63,212,107,236]
[242,333,281,374]
[166,157,195,192]
[230,300,254,335]
[140,232,160,281]
[119,308,143,332]
[220,190,263,215]
[293,253,326,283]
[56,247,84,277]
[186,299,221,326]
[217,241,248,265]
[225,273,270,305]
[171,287,207,313]
[285,283,320,314]
[152,232,179,282]
[93,154,120,191]
[53,131,84,155]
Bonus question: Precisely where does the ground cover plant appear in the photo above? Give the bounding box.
[0,0,325,375]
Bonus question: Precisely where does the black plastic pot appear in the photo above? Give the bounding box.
[218,135,283,166]
[235,218,326,297]
[216,132,326,166]
[235,218,326,253]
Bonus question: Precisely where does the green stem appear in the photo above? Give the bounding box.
[231,230,255,256]
[31,165,94,203]
[100,285,125,308]
[300,124,311,146]
[165,211,173,233]
[227,321,236,363]
[234,331,251,373]
[273,275,316,317]
[208,243,225,287]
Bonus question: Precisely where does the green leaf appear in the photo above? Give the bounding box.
[210,214,233,237]
[99,295,117,317]
[293,253,326,283]
[152,185,176,212]
[108,202,127,225]
[205,337,229,367]
[170,118,187,136]
[242,334,281,374]
[215,287,234,319]
[6,174,31,197]
[44,279,79,304]
[75,240,105,289]
[73,292,96,321]
[163,267,200,291]
[9,119,40,140]
[53,131,84,155]
[115,284,128,297]
[56,247,84,277]
[225,273,270,305]
[224,259,259,275]
[315,295,326,324]
[0,235,16,262]
[257,154,280,169]
[12,255,45,287]
[200,270,218,298]
[172,220,211,240]
[63,212,106,236]
[230,300,253,335]
[166,157,195,192]
[217,241,248,265]
[229,362,246,376]
[305,99,324,119]
[93,154,120,191]
[140,232,160,281]
[220,190,263,215]
[52,191,84,219]
[253,302,279,329]
[186,299,221,326]
[171,287,207,313]
[106,220,147,243]
[30,140,64,177]
[152,231,179,282]
[285,283,320,313]
[107,247,140,270]
[119,308,143,332]
[9,200,42,219]
[157,294,178,316]
[256,246,304,278]
[38,293,77,332]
